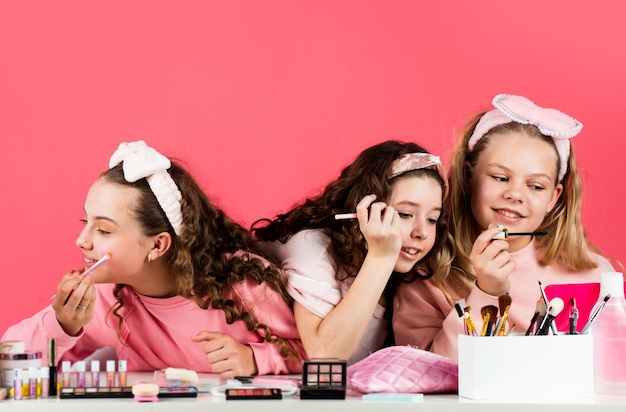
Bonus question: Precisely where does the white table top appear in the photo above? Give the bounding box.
[1,372,625,411]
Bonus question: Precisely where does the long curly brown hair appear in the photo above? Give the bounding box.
[251,140,454,343]
[102,161,295,359]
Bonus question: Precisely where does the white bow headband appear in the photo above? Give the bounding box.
[468,94,583,182]
[109,140,183,235]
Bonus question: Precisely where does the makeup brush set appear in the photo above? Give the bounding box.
[457,282,596,400]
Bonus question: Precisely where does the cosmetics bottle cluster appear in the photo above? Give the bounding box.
[10,366,51,400]
[61,359,127,389]
[10,359,128,401]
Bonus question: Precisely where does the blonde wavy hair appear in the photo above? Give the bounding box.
[447,112,606,291]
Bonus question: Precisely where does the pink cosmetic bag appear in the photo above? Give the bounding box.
[347,345,458,394]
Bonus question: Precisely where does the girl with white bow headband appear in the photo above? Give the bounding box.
[393,94,616,360]
[3,141,306,378]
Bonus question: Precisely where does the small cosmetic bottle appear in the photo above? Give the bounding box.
[593,272,626,394]
[91,360,100,387]
[61,361,71,388]
[28,367,38,398]
[106,360,116,387]
[118,360,127,387]
[40,366,50,398]
[76,361,86,388]
[13,369,23,400]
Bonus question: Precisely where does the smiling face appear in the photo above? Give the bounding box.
[468,130,563,251]
[387,174,443,273]
[75,178,156,284]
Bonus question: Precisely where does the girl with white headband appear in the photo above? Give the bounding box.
[3,141,306,377]
[393,94,615,360]
[252,140,453,364]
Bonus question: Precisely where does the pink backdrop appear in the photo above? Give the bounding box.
[1,1,625,335]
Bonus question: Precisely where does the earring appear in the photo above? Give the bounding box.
[148,253,152,262]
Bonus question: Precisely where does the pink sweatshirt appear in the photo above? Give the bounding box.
[393,240,614,360]
[3,280,305,374]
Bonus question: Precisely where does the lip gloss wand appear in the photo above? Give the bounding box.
[79,253,112,279]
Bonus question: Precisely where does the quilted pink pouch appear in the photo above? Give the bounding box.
[347,346,458,394]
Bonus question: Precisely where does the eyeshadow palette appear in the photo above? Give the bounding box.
[225,388,282,400]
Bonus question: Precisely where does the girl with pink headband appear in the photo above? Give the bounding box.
[3,141,306,378]
[253,140,453,364]
[393,94,615,360]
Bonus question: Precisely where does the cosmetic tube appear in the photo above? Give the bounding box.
[40,366,49,398]
[106,360,115,387]
[91,360,100,387]
[28,367,38,398]
[62,361,71,388]
[118,360,127,387]
[47,339,57,396]
[13,369,23,400]
[76,361,86,388]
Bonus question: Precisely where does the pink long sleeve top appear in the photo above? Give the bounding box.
[3,275,306,374]
[393,240,614,360]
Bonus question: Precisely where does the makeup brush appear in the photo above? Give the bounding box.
[536,297,564,335]
[537,280,558,334]
[480,305,499,337]
[525,298,547,336]
[454,299,470,335]
[464,306,480,336]
[580,294,611,335]
[496,293,512,336]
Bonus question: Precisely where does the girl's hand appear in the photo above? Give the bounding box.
[191,331,258,380]
[470,225,516,296]
[356,194,401,259]
[51,271,96,336]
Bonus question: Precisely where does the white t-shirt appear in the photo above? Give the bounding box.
[264,229,387,364]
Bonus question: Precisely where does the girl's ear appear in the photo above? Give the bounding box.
[546,183,564,213]
[147,232,172,261]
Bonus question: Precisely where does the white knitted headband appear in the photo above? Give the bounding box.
[109,140,183,235]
